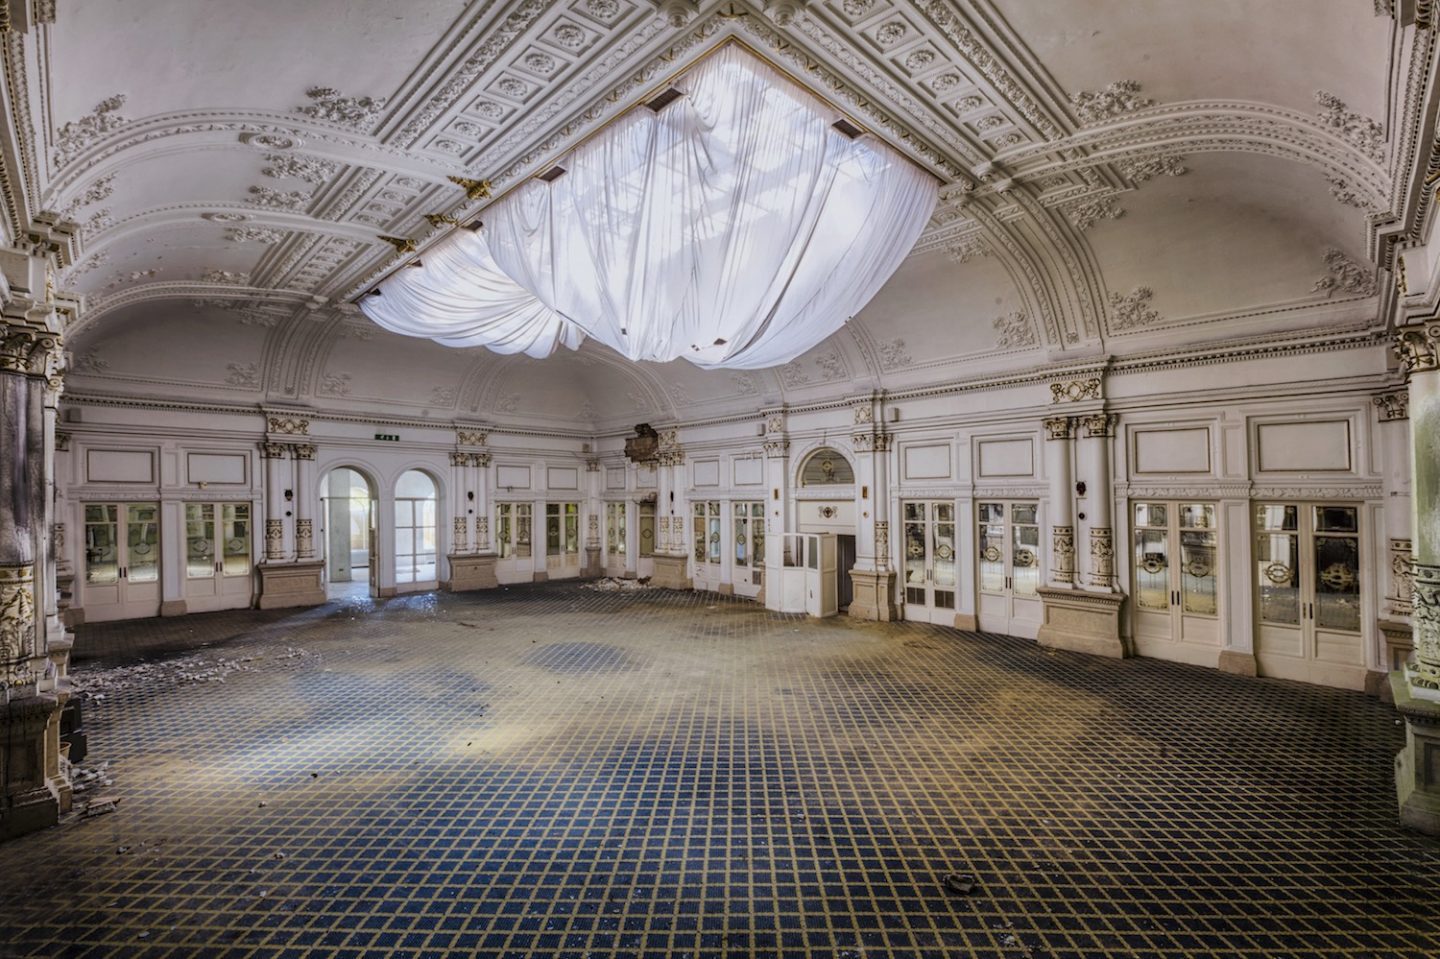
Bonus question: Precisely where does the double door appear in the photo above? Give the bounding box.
[976,500,1042,638]
[1131,501,1220,663]
[545,502,580,579]
[82,503,161,621]
[495,502,533,583]
[902,500,958,625]
[183,502,254,611]
[1255,503,1365,689]
[692,501,721,591]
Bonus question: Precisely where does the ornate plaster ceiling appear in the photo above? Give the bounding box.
[4,0,1420,430]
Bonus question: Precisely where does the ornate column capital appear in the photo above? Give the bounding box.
[1394,322,1440,379]
[1374,389,1410,421]
[1043,416,1076,440]
[763,439,789,459]
[449,450,470,467]
[54,431,70,451]
[586,459,601,472]
[260,441,292,459]
[1081,413,1117,438]
[292,443,316,461]
[469,452,491,468]
[0,318,63,380]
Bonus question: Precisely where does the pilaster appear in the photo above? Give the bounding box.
[848,394,896,620]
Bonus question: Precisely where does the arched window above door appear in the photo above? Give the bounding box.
[799,447,855,486]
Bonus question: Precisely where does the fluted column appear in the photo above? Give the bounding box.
[293,443,317,561]
[473,453,492,552]
[1390,319,1440,834]
[1044,416,1076,588]
[261,442,291,562]
[1079,413,1116,591]
[848,396,896,620]
[449,451,470,554]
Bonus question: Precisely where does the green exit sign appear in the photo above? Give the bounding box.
[374,433,400,442]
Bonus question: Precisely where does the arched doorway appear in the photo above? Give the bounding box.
[321,467,376,600]
[394,469,439,591]
[797,446,857,610]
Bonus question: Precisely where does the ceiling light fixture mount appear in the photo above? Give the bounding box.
[377,235,417,254]
[424,213,461,228]
[447,176,493,200]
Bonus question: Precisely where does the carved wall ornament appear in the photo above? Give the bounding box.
[267,415,309,435]
[71,349,109,373]
[1050,378,1102,403]
[265,519,285,560]
[0,565,36,686]
[874,520,890,570]
[53,95,129,168]
[295,87,388,131]
[877,338,912,371]
[54,432,70,452]
[1326,174,1379,211]
[731,373,759,395]
[1394,324,1440,376]
[318,372,353,396]
[263,153,339,185]
[815,349,848,382]
[260,441,291,459]
[60,173,116,219]
[201,212,251,222]
[226,226,285,244]
[764,439,790,458]
[1052,525,1075,584]
[1088,527,1115,587]
[449,450,470,467]
[469,452,492,468]
[0,320,64,378]
[457,429,489,447]
[1314,90,1387,164]
[766,414,785,435]
[201,269,250,285]
[292,444,316,461]
[225,362,260,388]
[1069,80,1154,125]
[1064,196,1125,231]
[296,519,315,559]
[1374,390,1409,421]
[1411,561,1440,687]
[853,403,873,426]
[992,310,1037,349]
[1043,416,1075,440]
[779,361,809,388]
[1391,539,1415,617]
[247,185,312,211]
[1312,248,1378,297]
[944,234,990,263]
[1108,287,1163,332]
[1117,154,1188,183]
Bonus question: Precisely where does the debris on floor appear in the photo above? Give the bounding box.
[580,577,653,592]
[942,872,978,895]
[71,646,315,703]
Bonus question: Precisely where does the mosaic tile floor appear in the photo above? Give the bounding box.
[3,583,1439,959]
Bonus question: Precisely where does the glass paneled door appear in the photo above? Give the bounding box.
[546,502,581,579]
[1131,502,1220,664]
[183,502,254,612]
[902,500,958,626]
[976,501,1043,638]
[1255,503,1365,689]
[692,501,722,591]
[495,502,533,584]
[81,503,161,621]
[604,502,627,575]
[732,501,765,599]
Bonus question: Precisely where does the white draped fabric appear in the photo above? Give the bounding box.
[361,43,937,370]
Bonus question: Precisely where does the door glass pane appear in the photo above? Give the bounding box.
[1134,528,1168,610]
[932,502,954,524]
[1134,503,1166,528]
[904,502,925,523]
[1012,521,1039,597]
[185,504,215,579]
[933,590,955,610]
[1256,530,1300,625]
[565,504,579,556]
[84,505,119,585]
[734,515,749,567]
[1180,530,1217,615]
[547,504,560,556]
[498,505,513,559]
[1315,535,1360,632]
[396,527,414,555]
[1257,504,1298,531]
[978,507,1004,594]
[420,500,436,528]
[222,504,251,575]
[693,504,706,563]
[1180,504,1215,530]
[751,516,764,569]
[516,505,531,558]
[933,522,956,588]
[126,504,160,583]
[1315,506,1358,533]
[903,517,926,600]
[1011,503,1037,526]
[639,505,654,557]
[394,500,411,527]
[707,515,721,564]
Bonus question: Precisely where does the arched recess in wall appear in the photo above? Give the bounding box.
[320,465,377,594]
[394,468,440,590]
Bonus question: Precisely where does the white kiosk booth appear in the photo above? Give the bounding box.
[765,532,838,618]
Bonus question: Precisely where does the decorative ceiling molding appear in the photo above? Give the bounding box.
[1312,248,1379,297]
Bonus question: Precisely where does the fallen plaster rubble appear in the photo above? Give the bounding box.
[71,646,316,703]
[580,577,653,592]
